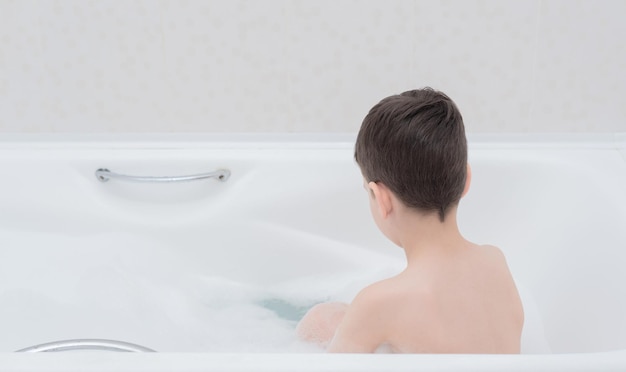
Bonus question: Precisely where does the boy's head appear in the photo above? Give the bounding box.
[355,88,467,222]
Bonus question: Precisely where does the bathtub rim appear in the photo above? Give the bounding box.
[0,350,625,372]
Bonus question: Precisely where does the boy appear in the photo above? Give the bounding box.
[296,88,524,353]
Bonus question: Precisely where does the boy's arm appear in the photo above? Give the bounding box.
[327,286,387,353]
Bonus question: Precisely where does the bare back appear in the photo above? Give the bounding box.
[326,244,524,353]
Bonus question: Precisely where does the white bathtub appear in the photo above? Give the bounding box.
[0,133,625,371]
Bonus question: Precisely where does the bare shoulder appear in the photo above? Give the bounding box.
[350,277,400,309]
[476,244,510,265]
[343,275,421,328]
[328,276,425,352]
[326,279,396,352]
[479,243,505,256]
[478,244,524,329]
[471,245,518,283]
[349,275,433,320]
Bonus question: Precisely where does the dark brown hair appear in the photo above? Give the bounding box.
[355,88,467,222]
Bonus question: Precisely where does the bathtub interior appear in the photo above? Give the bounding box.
[0,135,625,355]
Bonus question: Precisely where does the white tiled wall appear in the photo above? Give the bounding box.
[0,0,624,133]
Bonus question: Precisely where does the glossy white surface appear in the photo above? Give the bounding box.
[0,134,625,371]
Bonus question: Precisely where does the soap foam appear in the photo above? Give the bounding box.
[180,270,396,352]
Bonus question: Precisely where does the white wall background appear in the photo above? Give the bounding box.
[0,0,624,133]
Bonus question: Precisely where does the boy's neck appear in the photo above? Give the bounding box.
[394,208,469,264]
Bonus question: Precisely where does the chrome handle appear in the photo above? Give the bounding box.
[95,168,230,183]
[16,339,155,352]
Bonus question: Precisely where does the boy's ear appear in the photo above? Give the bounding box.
[368,181,393,218]
[462,163,472,198]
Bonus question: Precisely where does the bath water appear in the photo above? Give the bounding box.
[0,230,402,352]
[0,230,547,353]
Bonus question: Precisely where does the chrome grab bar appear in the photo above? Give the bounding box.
[16,339,156,352]
[95,168,230,183]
